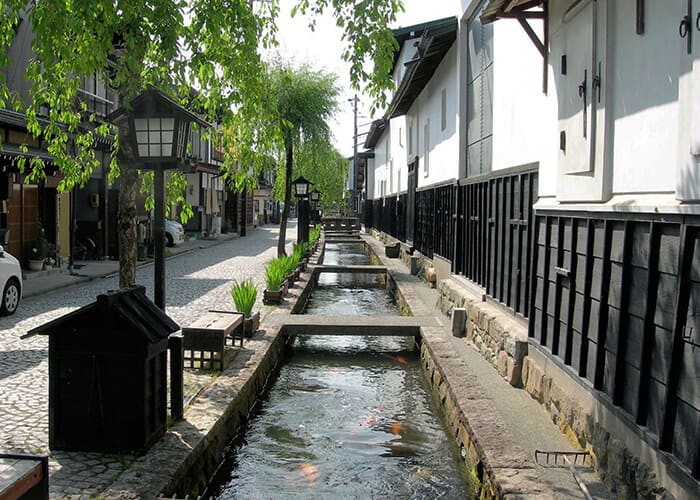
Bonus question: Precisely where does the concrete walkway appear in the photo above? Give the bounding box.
[0,222,297,498]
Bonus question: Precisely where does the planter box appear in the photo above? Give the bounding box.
[28,260,44,271]
[385,243,400,258]
[243,312,261,337]
[263,288,284,305]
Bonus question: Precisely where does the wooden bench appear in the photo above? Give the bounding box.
[0,453,48,500]
[182,311,244,370]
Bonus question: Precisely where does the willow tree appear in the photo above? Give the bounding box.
[266,63,339,256]
[0,0,403,287]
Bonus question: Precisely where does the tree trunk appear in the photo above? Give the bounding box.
[277,139,294,257]
[118,164,138,288]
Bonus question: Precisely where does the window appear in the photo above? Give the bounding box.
[398,127,403,146]
[441,88,447,131]
[408,124,413,155]
[466,9,493,177]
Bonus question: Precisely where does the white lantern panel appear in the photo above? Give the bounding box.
[161,130,173,143]
[161,117,175,131]
[134,118,148,131]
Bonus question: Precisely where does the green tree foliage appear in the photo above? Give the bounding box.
[0,0,403,282]
[263,62,339,256]
[272,138,348,213]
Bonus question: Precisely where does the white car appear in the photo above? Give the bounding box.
[0,245,22,315]
[165,219,185,247]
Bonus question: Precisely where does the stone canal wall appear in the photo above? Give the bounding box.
[431,263,675,498]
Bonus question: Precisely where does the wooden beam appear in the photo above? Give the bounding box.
[593,220,612,391]
[578,219,595,378]
[314,264,387,274]
[280,315,439,336]
[636,222,660,425]
[518,18,546,57]
[499,11,545,20]
[504,0,543,13]
[659,225,693,451]
[612,221,634,406]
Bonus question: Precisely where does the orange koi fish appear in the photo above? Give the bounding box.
[298,463,318,485]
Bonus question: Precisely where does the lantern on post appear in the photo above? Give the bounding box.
[109,86,209,310]
[292,176,313,244]
[310,189,321,224]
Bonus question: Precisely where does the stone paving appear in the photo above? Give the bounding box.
[0,223,296,498]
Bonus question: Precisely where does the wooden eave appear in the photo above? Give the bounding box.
[388,17,458,119]
[364,118,387,149]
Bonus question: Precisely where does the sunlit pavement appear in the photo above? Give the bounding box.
[0,222,296,498]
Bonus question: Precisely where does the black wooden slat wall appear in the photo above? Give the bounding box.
[531,214,700,478]
[454,166,538,317]
[415,188,435,258]
[363,200,373,229]
[398,193,407,242]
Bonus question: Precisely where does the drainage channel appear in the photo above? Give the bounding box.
[202,240,475,498]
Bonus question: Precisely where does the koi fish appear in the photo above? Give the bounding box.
[361,415,376,426]
[379,353,409,364]
[391,421,402,436]
[298,463,318,485]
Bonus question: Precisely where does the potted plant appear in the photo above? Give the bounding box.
[263,258,286,304]
[293,242,309,272]
[309,225,321,252]
[230,279,260,337]
[28,222,49,271]
[281,254,299,285]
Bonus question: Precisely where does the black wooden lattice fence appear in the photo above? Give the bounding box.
[529,214,700,479]
[365,166,699,481]
[454,165,538,318]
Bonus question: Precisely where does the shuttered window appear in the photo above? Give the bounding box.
[466,3,494,178]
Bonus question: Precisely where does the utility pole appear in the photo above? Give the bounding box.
[350,94,359,216]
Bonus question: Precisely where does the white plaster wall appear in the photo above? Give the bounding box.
[676,0,700,201]
[365,157,375,199]
[492,19,554,173]
[406,43,460,189]
[610,0,680,195]
[373,131,388,198]
[537,65,561,200]
[390,115,407,193]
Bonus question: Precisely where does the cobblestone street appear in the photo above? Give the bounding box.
[0,223,295,497]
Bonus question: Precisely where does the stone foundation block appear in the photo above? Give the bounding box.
[497,351,509,379]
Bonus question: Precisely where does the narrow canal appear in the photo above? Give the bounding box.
[206,241,474,498]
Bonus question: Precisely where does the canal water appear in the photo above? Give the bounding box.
[206,242,473,498]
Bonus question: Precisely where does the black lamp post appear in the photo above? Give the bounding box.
[110,86,208,310]
[292,176,312,244]
[310,189,321,224]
